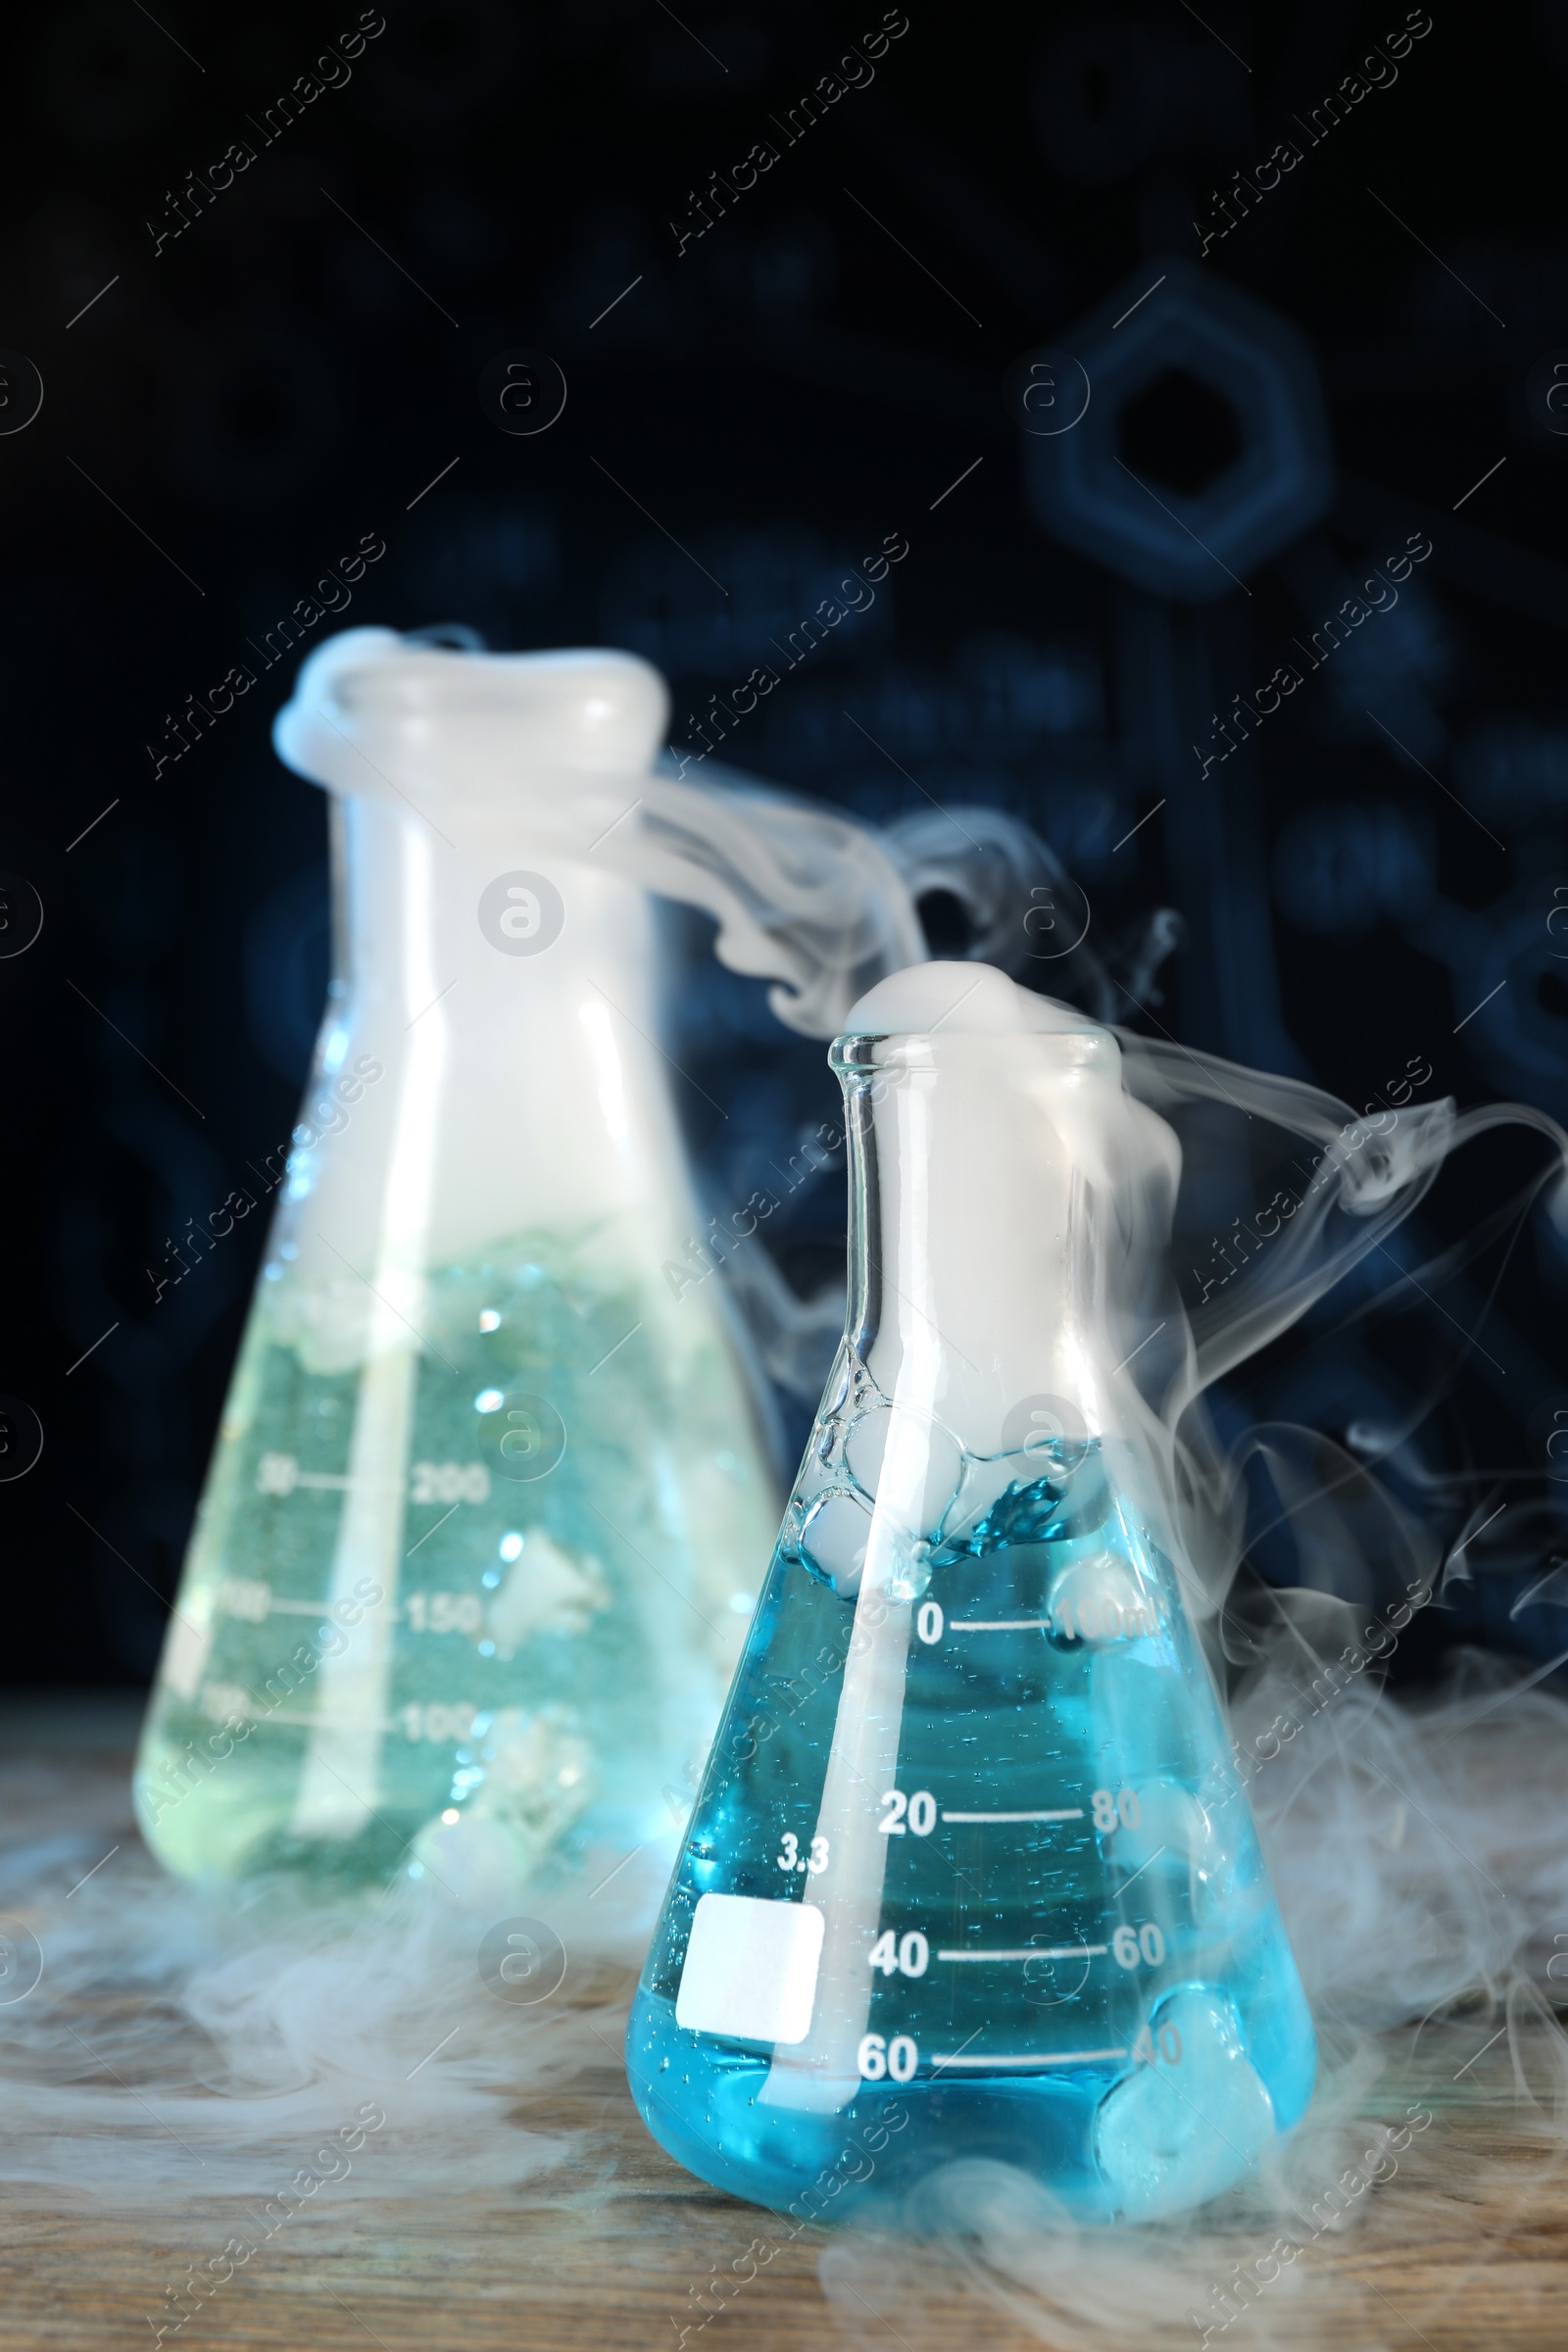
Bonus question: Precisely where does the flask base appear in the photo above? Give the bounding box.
[626,1986,1298,2225]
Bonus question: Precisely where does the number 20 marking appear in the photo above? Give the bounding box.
[879,1789,936,1837]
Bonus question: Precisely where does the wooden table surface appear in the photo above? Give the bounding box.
[2,1699,1564,2352]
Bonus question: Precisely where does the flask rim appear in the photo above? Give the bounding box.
[829,1026,1117,1080]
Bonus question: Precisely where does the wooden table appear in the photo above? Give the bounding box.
[2,1699,1563,2352]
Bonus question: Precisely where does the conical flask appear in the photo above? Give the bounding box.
[135,632,779,1893]
[628,963,1316,2222]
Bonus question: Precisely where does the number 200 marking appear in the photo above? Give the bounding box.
[411,1460,490,1504]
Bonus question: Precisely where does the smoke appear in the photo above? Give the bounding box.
[282,628,1182,1047]
[1075,1026,1568,1641]
[796,1000,1568,2325]
[635,754,926,1036]
[878,801,1180,1023]
[654,766,1184,1407]
[8,1664,1565,2345]
[640,757,1178,1039]
[719,1231,848,1405]
[814,1660,1568,2347]
[10,1016,1568,2245]
[657,775,1183,1413]
[0,1766,652,2211]
[12,663,1568,2296]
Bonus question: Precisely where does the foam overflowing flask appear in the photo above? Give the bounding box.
[135,631,785,1892]
[628,964,1317,2222]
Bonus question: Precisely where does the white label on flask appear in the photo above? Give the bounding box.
[675,1892,825,2045]
[161,1613,213,1701]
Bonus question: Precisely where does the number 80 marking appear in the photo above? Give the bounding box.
[1091,1787,1142,1833]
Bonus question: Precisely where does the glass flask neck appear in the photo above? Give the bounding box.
[275,791,696,1297]
[276,630,668,834]
[266,646,714,1338]
[331,789,655,1011]
[834,1026,1123,1448]
[276,631,696,1265]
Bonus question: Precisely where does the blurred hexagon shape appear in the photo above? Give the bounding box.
[1022,257,1333,602]
[1479,888,1568,1119]
[1272,802,1436,937]
[1411,878,1568,1121]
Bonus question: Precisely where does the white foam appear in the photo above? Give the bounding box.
[274,629,669,818]
[843,960,1096,1036]
[840,965,1153,1454]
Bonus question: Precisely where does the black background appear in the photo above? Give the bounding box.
[4,0,1567,1690]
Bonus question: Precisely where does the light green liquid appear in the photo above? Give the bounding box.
[136,1232,775,1891]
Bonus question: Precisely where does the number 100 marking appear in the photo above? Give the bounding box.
[400,1701,476,1742]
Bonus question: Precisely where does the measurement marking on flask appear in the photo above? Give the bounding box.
[256,1456,360,1495]
[948,1602,1158,1640]
[258,1705,480,1735]
[263,1710,408,1731]
[937,1943,1107,1963]
[949,1617,1051,1633]
[940,1808,1083,1824]
[930,2047,1127,2069]
[256,1452,424,1499]
[1056,1591,1158,1641]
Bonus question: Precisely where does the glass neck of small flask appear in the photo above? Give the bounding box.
[278,779,703,1283]
[832,1025,1121,1450]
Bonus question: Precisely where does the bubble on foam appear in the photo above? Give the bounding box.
[1094,1986,1276,2220]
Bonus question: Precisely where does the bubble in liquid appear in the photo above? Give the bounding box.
[628,1436,1315,2223]
[796,1490,873,1596]
[1047,1552,1160,1647]
[842,1402,964,1536]
[1094,1986,1276,2219]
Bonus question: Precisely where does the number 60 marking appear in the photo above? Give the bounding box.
[858,2033,917,2082]
[1112,1922,1165,1969]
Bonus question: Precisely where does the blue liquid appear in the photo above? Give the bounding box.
[628,1434,1316,2224]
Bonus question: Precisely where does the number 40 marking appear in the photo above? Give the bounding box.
[1132,2022,1183,2066]
[868,1930,928,1978]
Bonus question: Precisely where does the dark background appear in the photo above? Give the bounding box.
[3,0,1567,1690]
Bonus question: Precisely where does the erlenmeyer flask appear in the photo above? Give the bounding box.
[135,631,779,1893]
[628,964,1316,2222]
